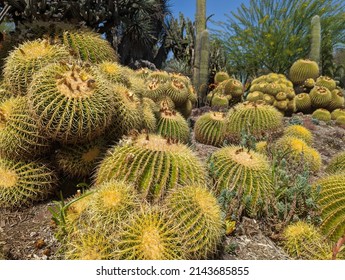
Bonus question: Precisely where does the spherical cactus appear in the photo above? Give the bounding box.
[148,71,171,83]
[143,80,166,101]
[331,108,345,120]
[283,125,313,145]
[282,221,333,260]
[309,86,332,108]
[289,59,319,85]
[304,78,315,89]
[156,109,190,144]
[28,62,116,144]
[194,112,227,147]
[177,99,193,119]
[335,116,345,126]
[95,133,206,202]
[315,76,337,91]
[55,138,108,178]
[295,93,312,113]
[93,61,130,87]
[165,78,189,106]
[115,206,183,260]
[62,30,118,63]
[214,71,230,84]
[273,100,288,111]
[0,157,57,208]
[312,108,331,122]
[224,79,243,97]
[255,141,268,154]
[246,91,263,102]
[275,136,321,172]
[208,146,274,217]
[135,67,152,80]
[225,101,283,142]
[0,81,12,103]
[275,91,287,101]
[286,88,296,100]
[328,89,344,111]
[3,39,70,95]
[210,93,230,108]
[164,185,224,259]
[0,97,51,160]
[140,98,157,132]
[325,152,345,175]
[262,93,275,105]
[313,174,345,241]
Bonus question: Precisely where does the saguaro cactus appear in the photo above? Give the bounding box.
[310,15,321,65]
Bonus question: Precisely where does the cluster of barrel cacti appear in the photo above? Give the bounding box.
[247,73,296,114]
[206,71,244,108]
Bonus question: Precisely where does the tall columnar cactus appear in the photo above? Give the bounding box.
[193,0,210,105]
[309,15,321,65]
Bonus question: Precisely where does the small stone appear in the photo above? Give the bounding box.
[34,239,46,249]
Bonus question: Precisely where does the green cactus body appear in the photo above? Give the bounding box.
[94,61,130,87]
[310,15,321,64]
[295,93,312,113]
[29,62,117,144]
[210,93,230,108]
[148,71,171,83]
[331,108,345,120]
[283,125,313,145]
[287,100,296,112]
[262,94,275,105]
[335,116,345,126]
[255,141,268,154]
[165,78,189,106]
[286,88,296,100]
[275,136,321,172]
[304,78,315,89]
[128,75,146,97]
[313,174,345,241]
[140,98,157,132]
[164,185,224,259]
[309,86,332,108]
[214,71,229,84]
[328,89,345,111]
[55,138,107,178]
[95,134,206,202]
[325,152,345,174]
[246,91,263,102]
[194,112,227,147]
[3,39,70,95]
[224,79,243,97]
[289,59,319,85]
[62,30,118,63]
[156,109,190,144]
[273,100,288,111]
[115,206,183,260]
[0,157,57,208]
[177,99,193,119]
[208,146,274,217]
[315,76,337,91]
[143,80,166,101]
[225,101,283,142]
[275,92,287,101]
[0,97,51,160]
[135,68,152,80]
[0,81,12,103]
[282,221,333,260]
[312,108,331,122]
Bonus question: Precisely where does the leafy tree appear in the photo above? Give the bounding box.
[213,0,345,79]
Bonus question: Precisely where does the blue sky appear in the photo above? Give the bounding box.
[169,0,251,28]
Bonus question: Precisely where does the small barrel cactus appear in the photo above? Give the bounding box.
[325,152,345,175]
[289,59,319,85]
[295,93,312,113]
[309,86,332,109]
[283,125,313,145]
[312,108,331,122]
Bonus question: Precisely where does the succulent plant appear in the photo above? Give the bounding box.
[282,221,333,260]
[335,116,345,126]
[309,86,332,108]
[148,71,171,83]
[273,100,288,111]
[139,98,157,132]
[214,71,230,84]
[209,93,230,108]
[255,141,268,154]
[164,185,224,259]
[283,125,313,145]
[289,59,319,85]
[246,91,263,102]
[3,39,70,96]
[0,97,51,161]
[143,80,166,101]
[156,109,190,144]
[115,206,183,260]
[224,79,243,97]
[315,76,337,91]
[328,89,345,111]
[274,136,321,172]
[28,62,116,144]
[304,78,315,89]
[225,101,283,142]
[194,112,227,147]
[295,93,312,113]
[325,152,345,174]
[177,99,193,119]
[165,78,189,106]
[331,108,345,120]
[95,133,206,202]
[0,157,57,208]
[208,146,274,217]
[62,30,118,63]
[313,174,345,241]
[312,108,331,122]
[55,138,108,178]
[93,61,130,87]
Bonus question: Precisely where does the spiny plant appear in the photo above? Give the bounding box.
[3,39,70,95]
[164,185,224,259]
[95,133,206,203]
[255,141,268,154]
[139,98,157,132]
[214,71,229,84]
[283,125,313,145]
[311,108,331,122]
[114,206,183,260]
[147,71,171,83]
[61,30,118,63]
[55,138,108,178]
[224,78,244,97]
[315,76,337,91]
[328,89,345,111]
[194,111,227,147]
[209,93,230,108]
[208,146,274,218]
[274,136,321,172]
[289,59,319,85]
[313,174,345,242]
[156,108,190,144]
[0,96,51,161]
[282,221,334,260]
[143,79,166,101]
[177,99,193,119]
[309,86,332,108]
[335,116,345,126]
[165,77,189,106]
[93,61,130,87]
[331,108,345,120]
[225,101,283,142]
[28,62,116,144]
[0,157,57,208]
[295,93,312,113]
[326,152,345,174]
